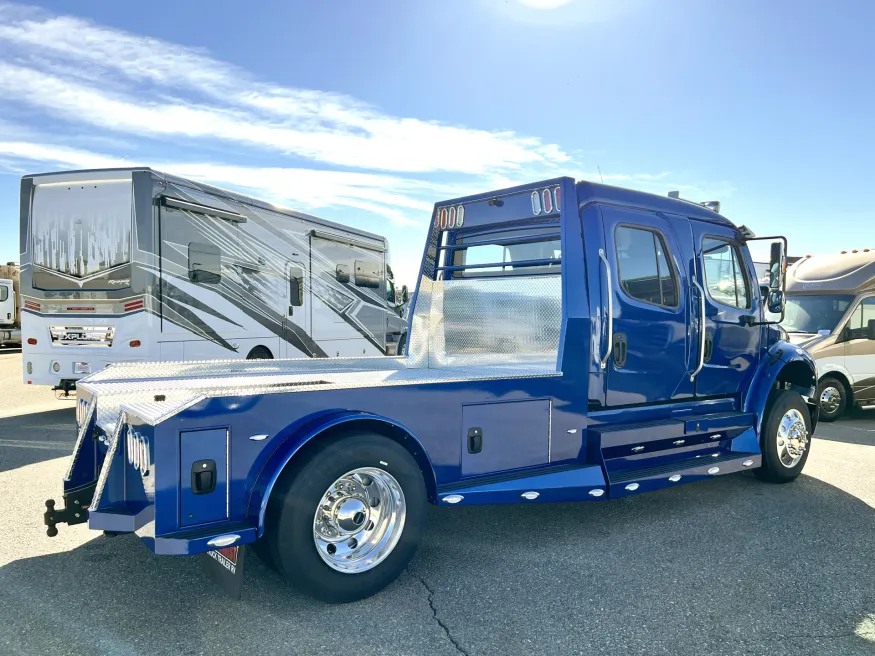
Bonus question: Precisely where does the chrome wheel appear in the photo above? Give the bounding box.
[819,386,841,415]
[776,408,809,468]
[313,467,406,574]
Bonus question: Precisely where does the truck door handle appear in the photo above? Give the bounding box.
[690,280,706,381]
[467,427,483,454]
[598,249,613,370]
[191,459,217,494]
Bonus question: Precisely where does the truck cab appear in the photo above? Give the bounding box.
[46,178,817,603]
[0,262,21,348]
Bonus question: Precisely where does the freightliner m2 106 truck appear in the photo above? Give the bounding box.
[45,178,816,603]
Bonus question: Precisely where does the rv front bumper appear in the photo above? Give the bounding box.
[0,328,20,346]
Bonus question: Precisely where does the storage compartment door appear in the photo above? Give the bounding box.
[180,428,228,527]
[461,400,551,477]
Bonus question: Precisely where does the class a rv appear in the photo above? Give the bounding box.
[780,249,875,420]
[19,168,409,390]
[0,262,21,348]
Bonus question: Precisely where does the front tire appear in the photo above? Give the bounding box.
[263,433,426,603]
[755,390,812,483]
[816,376,846,422]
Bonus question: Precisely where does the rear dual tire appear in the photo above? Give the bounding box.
[257,433,427,603]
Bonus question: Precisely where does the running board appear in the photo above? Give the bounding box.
[437,465,607,506]
[607,452,761,498]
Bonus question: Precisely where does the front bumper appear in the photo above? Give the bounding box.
[0,328,20,346]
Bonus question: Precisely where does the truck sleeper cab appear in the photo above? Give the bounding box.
[46,178,817,604]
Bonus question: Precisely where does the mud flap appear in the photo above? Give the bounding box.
[202,546,247,599]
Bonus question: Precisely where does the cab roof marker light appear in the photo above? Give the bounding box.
[542,188,553,214]
[531,191,542,215]
[553,186,561,212]
[448,206,456,229]
[439,208,448,230]
[456,205,464,227]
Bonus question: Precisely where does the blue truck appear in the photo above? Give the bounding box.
[45,177,817,603]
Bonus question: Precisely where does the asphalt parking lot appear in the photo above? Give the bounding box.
[1,349,873,656]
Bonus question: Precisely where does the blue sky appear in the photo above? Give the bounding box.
[0,0,872,282]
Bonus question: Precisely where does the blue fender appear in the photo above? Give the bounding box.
[743,340,818,436]
[247,410,434,537]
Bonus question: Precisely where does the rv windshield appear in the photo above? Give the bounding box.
[30,179,132,280]
[779,294,855,335]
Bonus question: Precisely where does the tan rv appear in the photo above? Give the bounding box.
[781,250,875,420]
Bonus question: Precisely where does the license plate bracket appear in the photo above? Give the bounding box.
[74,362,91,374]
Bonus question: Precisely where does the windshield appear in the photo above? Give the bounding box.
[31,179,132,279]
[779,294,855,334]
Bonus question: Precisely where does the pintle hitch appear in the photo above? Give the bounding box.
[44,482,96,537]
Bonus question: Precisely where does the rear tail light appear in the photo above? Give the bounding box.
[27,338,37,345]
[124,298,145,312]
[24,300,40,312]
[531,191,542,215]
[448,206,457,228]
[129,340,141,348]
[553,186,561,212]
[532,186,561,216]
[439,208,448,230]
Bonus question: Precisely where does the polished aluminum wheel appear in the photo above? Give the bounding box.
[313,467,406,573]
[776,408,809,468]
[819,386,841,414]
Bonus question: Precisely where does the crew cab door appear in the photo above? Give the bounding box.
[843,296,875,403]
[596,205,694,406]
[689,224,761,397]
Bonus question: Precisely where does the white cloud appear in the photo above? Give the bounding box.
[0,6,569,176]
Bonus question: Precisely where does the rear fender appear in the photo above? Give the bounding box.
[248,411,434,537]
[743,341,818,436]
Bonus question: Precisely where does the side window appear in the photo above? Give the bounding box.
[354,257,381,289]
[188,242,221,284]
[289,264,304,307]
[702,237,750,309]
[848,298,875,339]
[615,226,679,308]
[0,285,7,302]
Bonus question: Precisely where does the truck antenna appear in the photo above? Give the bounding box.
[597,166,604,184]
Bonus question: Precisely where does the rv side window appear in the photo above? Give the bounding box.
[847,298,875,339]
[289,265,304,307]
[336,264,351,284]
[188,242,221,284]
[615,226,679,308]
[0,286,7,302]
[702,237,750,309]
[354,258,381,289]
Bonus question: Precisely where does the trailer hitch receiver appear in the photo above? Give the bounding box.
[44,482,96,537]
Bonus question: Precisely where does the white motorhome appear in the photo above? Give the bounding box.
[0,262,21,348]
[780,249,875,420]
[19,168,408,391]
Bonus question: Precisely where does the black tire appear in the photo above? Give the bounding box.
[396,333,407,357]
[755,390,812,483]
[262,433,427,603]
[816,376,846,422]
[246,346,273,360]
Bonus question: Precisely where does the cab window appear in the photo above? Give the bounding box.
[847,298,875,339]
[702,237,750,309]
[0,285,7,302]
[615,226,679,308]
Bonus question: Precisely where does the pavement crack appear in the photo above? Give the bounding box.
[418,577,468,656]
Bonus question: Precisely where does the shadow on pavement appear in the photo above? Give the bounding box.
[0,407,76,474]
[1,472,873,655]
[814,407,875,447]
[0,347,22,355]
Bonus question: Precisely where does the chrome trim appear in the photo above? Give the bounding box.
[249,434,269,441]
[443,494,464,504]
[598,248,613,370]
[521,491,540,500]
[90,413,126,511]
[690,280,706,381]
[456,205,465,227]
[547,399,553,462]
[531,190,542,215]
[207,534,241,548]
[65,400,95,482]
